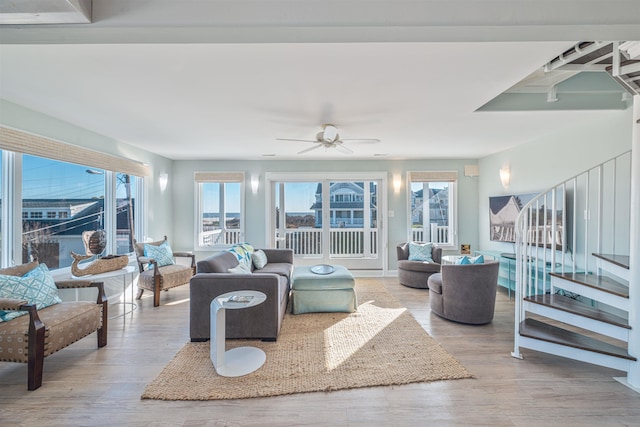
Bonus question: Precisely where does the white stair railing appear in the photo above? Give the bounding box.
[512,151,632,359]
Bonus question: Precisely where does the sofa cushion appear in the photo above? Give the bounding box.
[251,250,268,269]
[259,263,294,279]
[228,263,252,274]
[0,264,62,322]
[197,251,239,273]
[408,241,434,262]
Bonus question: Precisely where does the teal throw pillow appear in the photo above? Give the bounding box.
[144,241,175,267]
[251,249,268,270]
[408,242,434,262]
[472,255,485,264]
[0,263,62,322]
[227,243,255,268]
[456,256,471,265]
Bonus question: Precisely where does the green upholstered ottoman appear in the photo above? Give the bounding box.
[291,265,357,314]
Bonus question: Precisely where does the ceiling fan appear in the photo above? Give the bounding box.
[276,124,380,154]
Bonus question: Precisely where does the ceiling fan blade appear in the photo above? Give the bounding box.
[335,143,354,154]
[340,138,381,143]
[276,138,318,143]
[297,144,323,154]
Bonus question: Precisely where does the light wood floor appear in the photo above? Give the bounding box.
[1,277,639,426]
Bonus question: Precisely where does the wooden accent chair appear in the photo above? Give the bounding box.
[0,261,108,390]
[134,236,196,307]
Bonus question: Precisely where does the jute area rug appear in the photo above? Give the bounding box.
[142,279,472,400]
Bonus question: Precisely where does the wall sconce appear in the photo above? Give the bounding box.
[251,175,260,195]
[499,167,511,189]
[393,174,402,194]
[159,172,169,192]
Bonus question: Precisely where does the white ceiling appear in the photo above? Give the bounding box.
[1,1,639,161]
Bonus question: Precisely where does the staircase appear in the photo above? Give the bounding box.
[511,151,637,373]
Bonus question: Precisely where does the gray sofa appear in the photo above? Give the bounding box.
[396,242,442,288]
[427,260,500,325]
[190,248,293,342]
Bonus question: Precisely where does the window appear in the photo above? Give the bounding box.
[408,171,457,248]
[195,172,244,248]
[1,127,148,269]
[116,172,136,255]
[22,154,106,268]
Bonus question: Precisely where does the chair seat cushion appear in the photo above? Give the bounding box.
[427,273,443,294]
[138,264,193,291]
[0,301,103,363]
[398,260,440,273]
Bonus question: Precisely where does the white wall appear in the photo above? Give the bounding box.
[0,100,175,246]
[477,108,634,254]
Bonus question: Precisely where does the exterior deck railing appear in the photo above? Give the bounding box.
[278,228,379,257]
[411,224,449,244]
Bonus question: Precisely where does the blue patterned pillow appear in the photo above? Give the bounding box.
[408,242,434,262]
[227,243,255,268]
[472,255,485,264]
[0,263,62,322]
[144,241,175,267]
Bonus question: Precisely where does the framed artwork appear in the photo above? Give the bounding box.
[489,191,565,250]
[489,193,538,243]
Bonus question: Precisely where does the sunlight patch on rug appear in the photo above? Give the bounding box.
[141,281,473,400]
[323,302,405,371]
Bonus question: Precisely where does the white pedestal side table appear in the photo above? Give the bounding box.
[52,264,138,319]
[210,290,267,377]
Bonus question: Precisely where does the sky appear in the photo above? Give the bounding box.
[21,155,133,199]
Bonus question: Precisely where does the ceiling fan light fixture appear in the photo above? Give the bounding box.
[322,124,339,142]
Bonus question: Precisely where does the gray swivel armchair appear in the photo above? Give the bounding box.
[427,260,500,324]
[396,242,442,289]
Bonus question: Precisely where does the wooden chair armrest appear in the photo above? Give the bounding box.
[0,298,29,311]
[173,251,193,258]
[54,281,108,305]
[55,279,97,289]
[173,252,196,269]
[137,257,158,273]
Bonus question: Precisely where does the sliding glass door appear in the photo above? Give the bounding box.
[271,175,383,270]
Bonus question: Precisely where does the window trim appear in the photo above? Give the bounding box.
[406,171,458,250]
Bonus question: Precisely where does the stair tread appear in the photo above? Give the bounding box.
[520,318,636,361]
[524,294,630,329]
[592,253,630,270]
[549,272,629,298]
